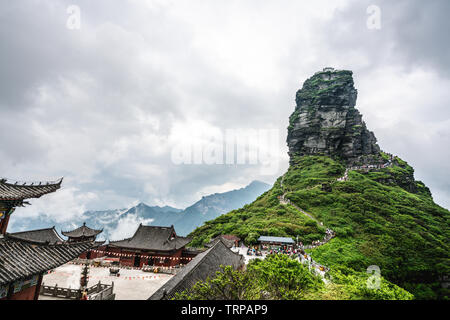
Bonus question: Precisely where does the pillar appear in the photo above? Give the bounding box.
[0,206,14,235]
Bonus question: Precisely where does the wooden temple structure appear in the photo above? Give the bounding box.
[0,177,98,300]
[9,227,64,245]
[62,222,103,242]
[62,223,103,259]
[98,224,193,268]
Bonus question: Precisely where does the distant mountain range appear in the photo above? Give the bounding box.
[8,180,271,240]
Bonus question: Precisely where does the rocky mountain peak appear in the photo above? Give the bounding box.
[287,68,381,165]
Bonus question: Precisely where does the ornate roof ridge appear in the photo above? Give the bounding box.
[0,236,97,285]
[61,222,103,237]
[8,226,65,244]
[4,234,95,246]
[0,177,63,187]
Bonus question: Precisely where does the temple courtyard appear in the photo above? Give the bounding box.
[40,263,173,300]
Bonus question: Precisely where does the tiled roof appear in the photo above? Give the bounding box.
[61,223,102,238]
[257,236,295,244]
[149,239,244,300]
[222,234,240,241]
[205,235,235,248]
[0,178,62,202]
[8,227,64,245]
[0,235,95,285]
[108,224,191,251]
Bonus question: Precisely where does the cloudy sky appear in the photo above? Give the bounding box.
[1,0,449,224]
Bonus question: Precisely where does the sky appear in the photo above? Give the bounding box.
[1,0,449,224]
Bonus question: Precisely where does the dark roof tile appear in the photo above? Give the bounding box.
[149,239,244,300]
[108,224,190,251]
[0,178,62,202]
[0,235,95,285]
[8,227,64,245]
[61,223,102,238]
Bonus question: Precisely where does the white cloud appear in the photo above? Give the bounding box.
[1,0,449,223]
[108,214,154,241]
[16,187,97,223]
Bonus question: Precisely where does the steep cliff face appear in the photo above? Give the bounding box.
[287,68,381,165]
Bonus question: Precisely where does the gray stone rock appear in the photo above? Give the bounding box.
[287,68,381,165]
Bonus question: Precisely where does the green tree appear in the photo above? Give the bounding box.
[174,265,260,300]
[248,254,324,299]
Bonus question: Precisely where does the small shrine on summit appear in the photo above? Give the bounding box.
[62,222,103,242]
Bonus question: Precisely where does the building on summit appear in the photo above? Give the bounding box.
[0,177,98,300]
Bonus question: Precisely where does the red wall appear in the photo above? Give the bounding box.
[77,246,192,268]
[104,246,184,268]
[78,245,107,260]
[9,285,39,300]
[0,274,43,300]
[0,214,11,235]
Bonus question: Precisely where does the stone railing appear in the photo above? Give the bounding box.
[40,284,82,299]
[88,282,115,300]
[141,265,181,275]
[40,281,115,300]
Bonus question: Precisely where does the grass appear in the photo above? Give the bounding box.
[188,155,450,299]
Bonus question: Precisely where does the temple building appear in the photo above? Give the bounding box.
[102,224,192,268]
[205,234,241,248]
[0,177,98,300]
[61,223,103,259]
[62,222,103,242]
[9,227,64,245]
[0,178,63,234]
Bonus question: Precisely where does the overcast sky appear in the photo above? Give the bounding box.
[1,0,449,223]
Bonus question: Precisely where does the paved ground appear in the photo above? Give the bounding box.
[231,246,266,264]
[40,263,173,300]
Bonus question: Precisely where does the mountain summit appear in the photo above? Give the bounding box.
[287,68,380,165]
[189,68,449,299]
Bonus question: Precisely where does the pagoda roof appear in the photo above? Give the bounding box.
[0,235,95,285]
[61,222,103,238]
[108,224,191,252]
[149,238,244,300]
[8,227,64,245]
[0,178,62,204]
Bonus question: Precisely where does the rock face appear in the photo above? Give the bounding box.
[287,68,381,165]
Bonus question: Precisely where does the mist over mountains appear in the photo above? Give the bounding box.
[8,180,270,240]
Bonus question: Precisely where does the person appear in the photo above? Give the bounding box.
[80,290,88,300]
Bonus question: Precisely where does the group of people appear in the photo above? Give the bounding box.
[325,228,334,237]
[246,247,263,256]
[301,228,336,250]
[267,247,299,256]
